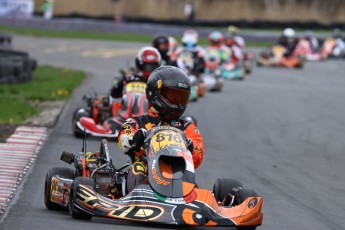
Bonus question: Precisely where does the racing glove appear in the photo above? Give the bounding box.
[131,128,147,152]
[187,138,194,153]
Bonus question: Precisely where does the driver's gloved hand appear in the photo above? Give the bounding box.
[187,138,194,153]
[132,128,147,152]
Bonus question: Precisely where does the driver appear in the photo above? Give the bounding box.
[118,66,204,193]
[277,28,299,57]
[104,47,161,133]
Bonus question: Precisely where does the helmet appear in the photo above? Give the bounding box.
[152,34,170,57]
[182,29,199,50]
[183,29,199,38]
[227,25,239,35]
[333,28,343,39]
[224,33,235,47]
[283,28,296,38]
[208,31,224,48]
[135,47,162,80]
[146,66,191,120]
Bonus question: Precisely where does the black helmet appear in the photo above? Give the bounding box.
[152,34,170,57]
[146,66,191,120]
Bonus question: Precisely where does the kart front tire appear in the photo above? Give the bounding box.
[213,178,243,203]
[235,188,259,204]
[72,108,90,138]
[235,189,259,230]
[69,177,95,220]
[237,226,257,230]
[44,167,75,210]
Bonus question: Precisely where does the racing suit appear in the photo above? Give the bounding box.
[277,36,299,58]
[105,69,148,133]
[118,109,204,192]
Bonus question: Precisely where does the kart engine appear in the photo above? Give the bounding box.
[93,170,115,196]
[88,163,115,197]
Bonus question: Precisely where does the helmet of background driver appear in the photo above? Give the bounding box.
[182,29,199,51]
[135,47,162,80]
[283,28,296,38]
[152,34,170,57]
[146,66,191,120]
[208,31,224,48]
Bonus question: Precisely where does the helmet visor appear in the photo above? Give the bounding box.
[159,85,190,107]
[158,43,169,52]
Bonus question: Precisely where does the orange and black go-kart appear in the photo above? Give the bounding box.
[256,45,305,68]
[45,125,263,229]
[44,138,129,210]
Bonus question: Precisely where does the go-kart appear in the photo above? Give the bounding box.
[220,61,246,80]
[319,37,345,58]
[45,125,263,229]
[256,45,305,68]
[72,81,147,138]
[72,88,120,138]
[292,39,326,61]
[176,50,207,101]
[201,47,224,91]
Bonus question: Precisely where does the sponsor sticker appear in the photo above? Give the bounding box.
[248,197,258,209]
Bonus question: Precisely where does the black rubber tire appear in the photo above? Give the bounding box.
[72,108,90,138]
[237,226,257,230]
[235,188,259,205]
[235,189,259,230]
[44,167,75,210]
[69,177,95,220]
[213,178,243,203]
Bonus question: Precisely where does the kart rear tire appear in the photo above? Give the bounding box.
[44,167,75,210]
[72,108,90,138]
[213,178,243,203]
[69,177,95,220]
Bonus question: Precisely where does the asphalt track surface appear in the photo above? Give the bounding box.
[1,36,345,230]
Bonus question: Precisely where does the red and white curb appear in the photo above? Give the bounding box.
[0,126,47,215]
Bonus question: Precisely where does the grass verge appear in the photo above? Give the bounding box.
[0,25,271,47]
[0,65,85,124]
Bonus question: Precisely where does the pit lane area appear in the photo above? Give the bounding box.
[1,36,345,230]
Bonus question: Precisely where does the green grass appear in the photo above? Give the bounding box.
[0,65,85,124]
[0,25,271,47]
[0,25,154,43]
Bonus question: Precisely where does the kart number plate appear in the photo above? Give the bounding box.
[126,82,146,94]
[151,130,186,152]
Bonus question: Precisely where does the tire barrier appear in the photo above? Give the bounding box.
[0,49,37,84]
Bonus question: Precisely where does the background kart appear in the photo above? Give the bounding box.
[72,88,120,138]
[44,126,263,229]
[292,39,326,61]
[221,62,246,80]
[319,37,345,59]
[256,45,305,68]
[72,81,147,138]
